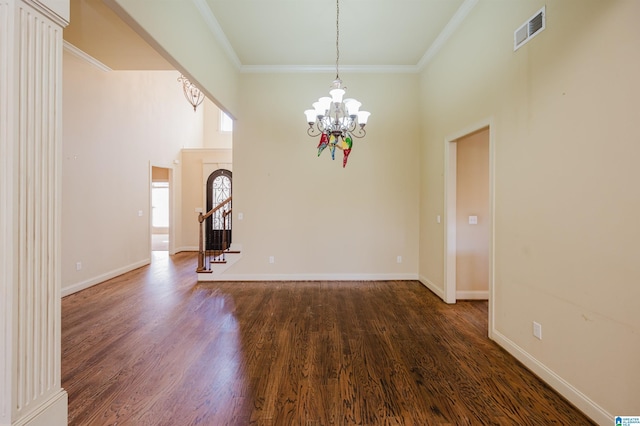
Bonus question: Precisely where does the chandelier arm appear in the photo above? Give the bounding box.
[317,118,329,133]
[350,127,367,138]
[307,126,321,137]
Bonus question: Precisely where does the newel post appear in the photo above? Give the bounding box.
[197,212,205,272]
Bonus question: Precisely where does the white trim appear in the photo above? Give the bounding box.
[488,122,496,338]
[444,140,457,304]
[444,118,495,328]
[456,290,488,300]
[0,1,15,420]
[24,0,68,26]
[181,147,232,154]
[63,41,111,72]
[198,273,419,282]
[174,246,199,253]
[192,0,476,74]
[417,0,479,70]
[61,259,150,297]
[239,64,419,74]
[492,330,610,425]
[191,0,241,69]
[418,275,446,300]
[13,389,67,426]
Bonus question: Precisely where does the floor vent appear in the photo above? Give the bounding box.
[514,6,546,51]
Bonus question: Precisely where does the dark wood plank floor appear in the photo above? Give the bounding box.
[62,252,595,425]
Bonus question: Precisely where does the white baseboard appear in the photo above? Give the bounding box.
[491,330,610,425]
[174,246,198,253]
[456,290,488,300]
[419,275,446,301]
[14,389,67,426]
[61,259,150,297]
[197,272,419,282]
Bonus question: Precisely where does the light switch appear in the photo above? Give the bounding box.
[437,215,441,224]
[238,212,244,220]
[469,215,478,225]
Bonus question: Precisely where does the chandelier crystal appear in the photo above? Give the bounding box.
[304,0,370,168]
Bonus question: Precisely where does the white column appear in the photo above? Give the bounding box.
[0,1,68,425]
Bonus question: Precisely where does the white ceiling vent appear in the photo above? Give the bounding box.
[514,6,546,51]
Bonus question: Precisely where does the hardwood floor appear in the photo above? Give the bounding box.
[62,252,595,425]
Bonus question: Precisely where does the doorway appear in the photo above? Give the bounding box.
[151,166,171,252]
[444,121,494,331]
[205,169,232,251]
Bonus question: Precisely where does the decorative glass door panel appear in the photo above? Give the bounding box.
[206,169,232,251]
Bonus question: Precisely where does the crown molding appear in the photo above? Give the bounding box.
[417,0,479,70]
[239,64,420,74]
[63,41,112,72]
[24,0,69,26]
[191,0,241,70]
[193,0,478,75]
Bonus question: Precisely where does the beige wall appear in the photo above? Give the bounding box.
[61,52,202,294]
[229,72,420,279]
[419,0,640,421]
[203,98,233,149]
[455,128,489,297]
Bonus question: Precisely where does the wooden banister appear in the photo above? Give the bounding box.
[198,196,232,223]
[197,196,232,272]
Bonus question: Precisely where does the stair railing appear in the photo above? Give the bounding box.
[197,195,232,272]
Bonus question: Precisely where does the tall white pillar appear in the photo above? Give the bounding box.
[0,1,69,425]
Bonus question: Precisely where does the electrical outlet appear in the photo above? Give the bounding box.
[533,321,542,340]
[269,256,275,264]
[397,255,402,263]
[76,262,82,271]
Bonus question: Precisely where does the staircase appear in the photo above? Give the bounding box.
[196,196,241,280]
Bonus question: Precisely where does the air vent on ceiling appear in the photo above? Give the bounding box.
[514,6,546,51]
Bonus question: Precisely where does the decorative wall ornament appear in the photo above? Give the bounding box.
[178,75,205,111]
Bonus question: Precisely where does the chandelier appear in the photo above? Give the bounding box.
[304,0,370,168]
[178,75,204,112]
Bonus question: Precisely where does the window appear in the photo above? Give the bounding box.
[220,111,233,133]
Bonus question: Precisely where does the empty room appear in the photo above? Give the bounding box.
[2,1,638,425]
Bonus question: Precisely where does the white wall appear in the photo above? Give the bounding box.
[419,1,640,422]
[61,51,202,294]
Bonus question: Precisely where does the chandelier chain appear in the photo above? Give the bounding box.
[303,0,370,168]
[335,0,340,80]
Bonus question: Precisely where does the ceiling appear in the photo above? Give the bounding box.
[63,0,476,72]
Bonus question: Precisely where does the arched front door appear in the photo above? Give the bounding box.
[206,169,232,251]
